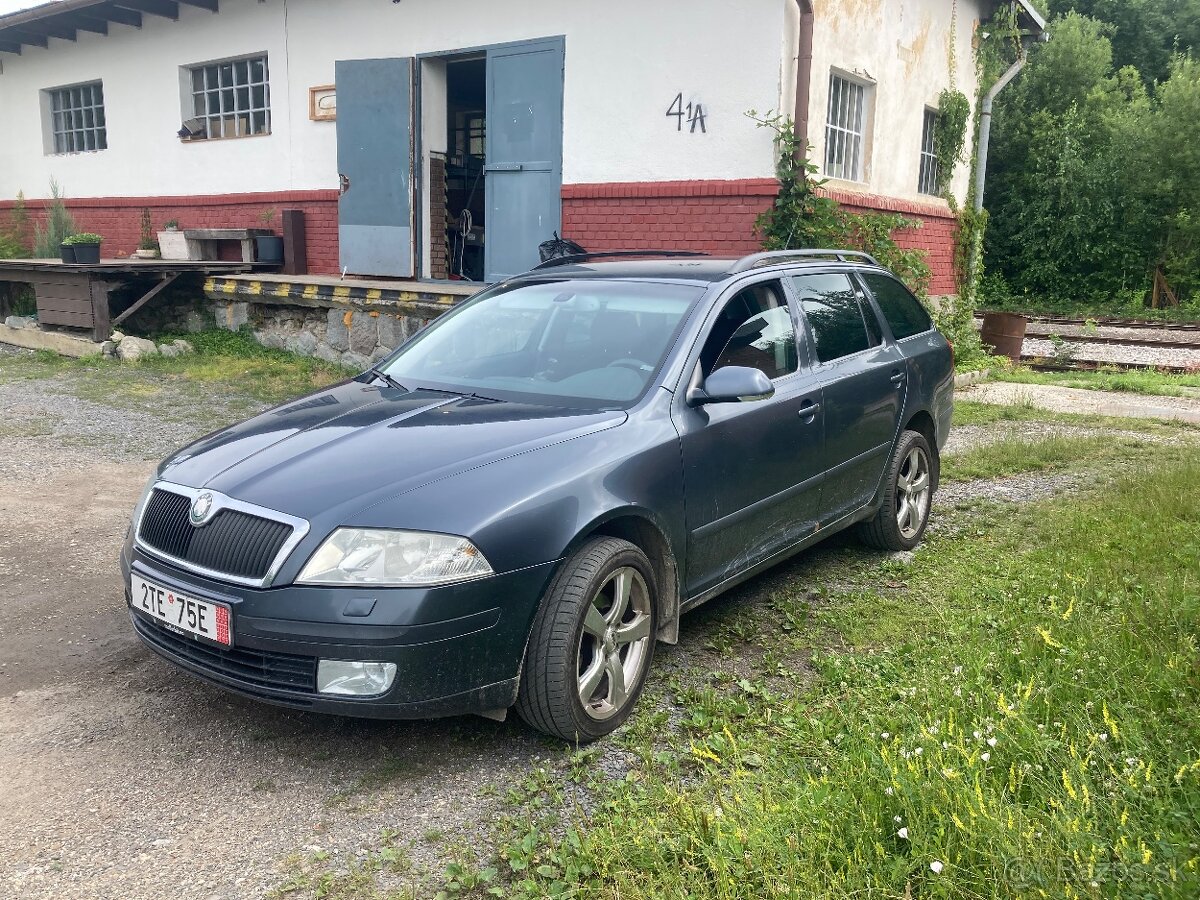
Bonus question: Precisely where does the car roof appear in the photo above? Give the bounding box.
[517,256,886,286]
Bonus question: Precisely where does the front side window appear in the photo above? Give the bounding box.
[825,74,867,181]
[793,274,875,363]
[188,55,271,140]
[382,280,703,407]
[700,282,797,381]
[918,109,940,195]
[862,273,933,340]
[47,82,107,154]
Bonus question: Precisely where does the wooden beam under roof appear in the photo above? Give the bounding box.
[5,27,48,47]
[25,20,79,40]
[100,4,143,27]
[111,0,178,18]
[61,11,109,34]
[0,40,22,54]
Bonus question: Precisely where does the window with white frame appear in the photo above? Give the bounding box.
[47,82,107,154]
[918,109,940,195]
[824,73,867,181]
[187,55,271,140]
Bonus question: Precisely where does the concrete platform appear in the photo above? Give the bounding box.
[0,323,103,357]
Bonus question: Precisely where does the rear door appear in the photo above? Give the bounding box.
[792,271,906,521]
[485,38,564,282]
[336,58,414,277]
[675,278,825,598]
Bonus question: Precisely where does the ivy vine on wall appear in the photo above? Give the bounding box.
[933,89,971,197]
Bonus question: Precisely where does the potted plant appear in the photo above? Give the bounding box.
[135,208,160,259]
[64,232,103,264]
[255,209,284,264]
[60,238,77,264]
[157,219,193,260]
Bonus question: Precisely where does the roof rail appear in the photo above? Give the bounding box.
[533,250,710,270]
[728,249,880,273]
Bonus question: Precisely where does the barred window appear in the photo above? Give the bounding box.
[48,82,107,154]
[189,55,271,140]
[918,109,940,195]
[824,74,867,181]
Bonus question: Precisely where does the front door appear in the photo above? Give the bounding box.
[484,38,564,282]
[336,57,414,277]
[675,280,826,598]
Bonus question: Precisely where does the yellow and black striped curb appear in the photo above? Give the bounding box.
[203,277,478,316]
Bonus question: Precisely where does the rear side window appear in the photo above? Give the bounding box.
[862,273,933,340]
[792,274,871,363]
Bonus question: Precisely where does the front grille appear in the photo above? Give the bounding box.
[132,613,318,694]
[138,488,293,581]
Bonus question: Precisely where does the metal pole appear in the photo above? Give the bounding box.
[973,53,1027,214]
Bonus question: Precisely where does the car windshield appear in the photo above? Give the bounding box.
[381,279,704,407]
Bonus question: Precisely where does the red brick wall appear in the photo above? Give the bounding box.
[0,190,340,275]
[561,179,958,295]
[2,182,958,292]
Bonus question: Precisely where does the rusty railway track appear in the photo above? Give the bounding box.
[1020,357,1198,375]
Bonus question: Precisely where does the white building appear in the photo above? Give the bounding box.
[0,0,1010,293]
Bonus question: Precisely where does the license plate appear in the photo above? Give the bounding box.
[131,574,232,647]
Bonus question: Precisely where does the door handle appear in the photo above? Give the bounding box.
[890,370,907,386]
[798,401,821,420]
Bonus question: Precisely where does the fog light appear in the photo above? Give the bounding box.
[317,660,397,697]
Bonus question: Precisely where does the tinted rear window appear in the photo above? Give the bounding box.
[862,273,933,340]
[793,274,870,363]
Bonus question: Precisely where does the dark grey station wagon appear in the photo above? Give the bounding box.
[122,250,954,742]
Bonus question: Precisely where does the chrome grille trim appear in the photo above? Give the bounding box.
[134,481,310,588]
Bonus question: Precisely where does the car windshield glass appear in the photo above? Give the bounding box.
[382,279,704,407]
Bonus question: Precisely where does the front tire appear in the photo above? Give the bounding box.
[516,537,657,743]
[858,430,936,551]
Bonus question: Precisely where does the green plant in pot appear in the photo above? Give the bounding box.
[255,208,284,264]
[135,207,160,259]
[64,232,103,264]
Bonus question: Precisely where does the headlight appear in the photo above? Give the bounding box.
[296,528,493,586]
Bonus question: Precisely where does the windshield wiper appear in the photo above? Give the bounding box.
[366,367,408,392]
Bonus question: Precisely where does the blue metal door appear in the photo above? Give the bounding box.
[485,38,564,282]
[336,58,413,277]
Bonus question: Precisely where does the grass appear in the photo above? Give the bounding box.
[0,329,354,420]
[940,434,1146,482]
[449,448,1200,899]
[992,367,1200,399]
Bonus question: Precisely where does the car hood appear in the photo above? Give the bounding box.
[159,380,627,522]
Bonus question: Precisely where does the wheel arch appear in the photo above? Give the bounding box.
[565,510,682,646]
[902,408,940,490]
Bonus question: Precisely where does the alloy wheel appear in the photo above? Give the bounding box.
[577,566,653,721]
[896,446,931,540]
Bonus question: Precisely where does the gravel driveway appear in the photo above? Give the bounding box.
[0,349,1182,899]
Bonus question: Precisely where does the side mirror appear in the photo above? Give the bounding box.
[687,366,775,406]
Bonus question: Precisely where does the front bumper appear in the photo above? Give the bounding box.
[121,547,556,718]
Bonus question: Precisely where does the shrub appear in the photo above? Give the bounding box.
[32,178,77,258]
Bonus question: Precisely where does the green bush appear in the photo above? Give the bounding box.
[32,179,77,258]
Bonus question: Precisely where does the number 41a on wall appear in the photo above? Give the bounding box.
[667,93,708,133]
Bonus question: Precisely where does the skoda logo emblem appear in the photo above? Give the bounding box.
[190,492,215,526]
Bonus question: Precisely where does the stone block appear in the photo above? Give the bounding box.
[286,331,319,356]
[220,302,250,331]
[376,314,407,351]
[341,351,370,371]
[117,336,159,361]
[314,344,343,365]
[254,330,285,350]
[349,311,378,356]
[326,308,350,352]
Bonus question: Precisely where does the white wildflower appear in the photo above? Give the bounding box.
[930,860,944,874]
[973,730,982,740]
[897,827,909,839]
[981,752,991,762]
[1099,733,1108,742]
[881,732,890,740]
[885,787,894,796]
[894,815,903,823]
[987,737,998,748]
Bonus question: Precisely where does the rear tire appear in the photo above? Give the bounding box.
[515,537,657,743]
[858,430,936,551]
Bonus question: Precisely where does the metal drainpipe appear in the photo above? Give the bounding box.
[793,0,815,149]
[972,49,1029,213]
